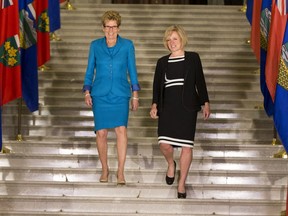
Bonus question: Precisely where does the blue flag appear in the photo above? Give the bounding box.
[273,16,288,153]
[260,0,274,116]
[19,0,39,112]
[48,0,61,32]
[246,0,253,25]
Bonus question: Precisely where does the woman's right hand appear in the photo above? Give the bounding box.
[150,103,158,119]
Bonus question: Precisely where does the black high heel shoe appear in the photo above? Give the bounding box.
[165,160,176,185]
[177,191,187,199]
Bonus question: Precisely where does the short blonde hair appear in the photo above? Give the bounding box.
[163,25,188,50]
[101,10,121,27]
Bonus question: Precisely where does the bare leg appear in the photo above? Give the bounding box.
[115,126,127,183]
[96,129,109,182]
[178,147,193,193]
[159,143,175,177]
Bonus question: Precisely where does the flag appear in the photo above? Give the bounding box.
[0,0,21,151]
[260,0,274,116]
[49,0,61,32]
[251,0,262,63]
[265,0,287,102]
[273,21,288,153]
[34,0,50,66]
[19,0,39,112]
[246,0,262,63]
[246,0,253,25]
[0,0,21,106]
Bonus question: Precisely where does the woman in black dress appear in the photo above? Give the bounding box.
[150,25,210,199]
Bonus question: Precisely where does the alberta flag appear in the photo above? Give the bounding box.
[265,0,287,103]
[273,2,288,153]
[19,0,39,112]
[49,0,61,33]
[260,0,274,116]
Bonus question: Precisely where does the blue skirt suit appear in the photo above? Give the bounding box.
[83,35,140,131]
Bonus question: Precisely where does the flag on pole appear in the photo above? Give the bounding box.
[19,0,39,112]
[265,0,287,102]
[34,0,50,66]
[250,0,263,63]
[49,0,61,32]
[246,0,262,63]
[0,0,21,106]
[0,0,21,151]
[260,0,274,116]
[273,20,288,153]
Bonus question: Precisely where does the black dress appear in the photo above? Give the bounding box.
[158,56,198,148]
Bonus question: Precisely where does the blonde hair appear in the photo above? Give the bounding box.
[163,25,188,50]
[101,10,122,27]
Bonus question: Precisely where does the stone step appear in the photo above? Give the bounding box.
[0,212,262,216]
[61,3,245,14]
[2,125,274,139]
[36,66,260,77]
[2,134,274,145]
[3,140,281,157]
[49,53,257,65]
[16,85,263,96]
[26,87,263,100]
[0,195,285,215]
[50,41,252,51]
[2,114,273,129]
[50,40,254,49]
[1,98,267,114]
[0,181,286,201]
[48,57,258,68]
[0,166,286,185]
[34,78,261,91]
[0,154,286,172]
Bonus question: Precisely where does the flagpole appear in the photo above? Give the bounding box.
[16,98,23,142]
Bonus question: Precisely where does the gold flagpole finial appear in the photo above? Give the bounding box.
[38,64,50,72]
[16,134,23,142]
[1,147,12,154]
[240,0,247,12]
[240,4,247,13]
[66,0,76,10]
[50,32,62,41]
[273,149,287,159]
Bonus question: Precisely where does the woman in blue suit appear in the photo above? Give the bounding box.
[83,10,140,185]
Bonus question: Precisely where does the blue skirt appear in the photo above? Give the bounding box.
[92,93,129,131]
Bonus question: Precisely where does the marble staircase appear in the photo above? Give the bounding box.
[1,2,287,216]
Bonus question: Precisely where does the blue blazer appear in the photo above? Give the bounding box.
[83,35,140,97]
